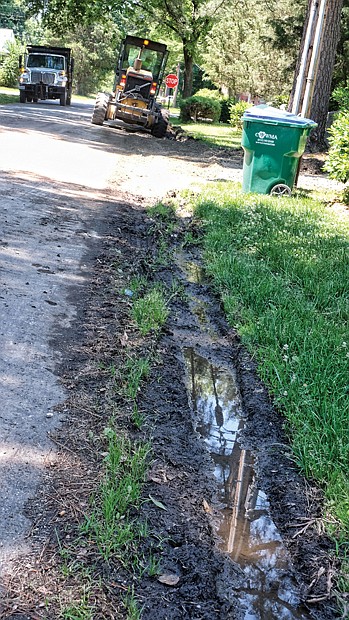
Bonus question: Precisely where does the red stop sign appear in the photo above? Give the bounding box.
[165,73,179,88]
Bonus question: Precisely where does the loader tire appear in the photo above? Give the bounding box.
[151,109,169,138]
[91,92,110,126]
[19,91,26,104]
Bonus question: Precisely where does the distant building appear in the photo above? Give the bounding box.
[0,29,15,55]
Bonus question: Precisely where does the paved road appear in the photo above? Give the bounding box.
[0,100,121,577]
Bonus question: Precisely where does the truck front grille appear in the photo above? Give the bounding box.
[31,71,55,85]
[124,74,151,100]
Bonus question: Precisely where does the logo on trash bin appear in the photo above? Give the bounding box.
[255,130,278,146]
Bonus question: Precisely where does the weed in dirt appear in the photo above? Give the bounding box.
[59,582,95,619]
[188,180,349,593]
[132,403,145,428]
[129,275,148,296]
[147,201,176,221]
[123,586,142,620]
[132,286,169,335]
[121,357,151,399]
[81,427,150,562]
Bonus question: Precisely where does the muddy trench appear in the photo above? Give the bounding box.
[105,204,339,619]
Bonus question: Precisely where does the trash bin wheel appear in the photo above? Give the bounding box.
[270,183,292,197]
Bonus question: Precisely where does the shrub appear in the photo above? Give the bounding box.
[331,85,349,111]
[220,97,235,123]
[323,112,349,182]
[0,40,23,88]
[229,100,251,130]
[179,95,221,123]
[194,88,221,99]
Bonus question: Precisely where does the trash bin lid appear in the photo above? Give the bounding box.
[243,104,317,128]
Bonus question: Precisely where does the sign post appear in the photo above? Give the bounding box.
[165,73,179,109]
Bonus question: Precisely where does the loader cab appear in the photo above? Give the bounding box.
[115,36,168,97]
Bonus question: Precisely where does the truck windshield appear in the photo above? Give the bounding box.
[122,45,164,79]
[27,54,65,70]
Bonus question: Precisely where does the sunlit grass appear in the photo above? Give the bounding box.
[170,115,242,149]
[189,182,349,536]
[0,87,19,104]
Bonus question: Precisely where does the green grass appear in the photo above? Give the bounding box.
[81,428,150,562]
[170,115,242,149]
[132,285,169,335]
[0,87,19,104]
[121,357,151,400]
[189,182,349,536]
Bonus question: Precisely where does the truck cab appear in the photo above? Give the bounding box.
[19,46,74,106]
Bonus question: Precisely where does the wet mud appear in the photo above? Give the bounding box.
[133,220,339,619]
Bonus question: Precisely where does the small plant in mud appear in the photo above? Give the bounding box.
[81,426,150,562]
[123,586,142,620]
[59,585,95,619]
[132,285,169,335]
[121,356,151,399]
[147,200,176,222]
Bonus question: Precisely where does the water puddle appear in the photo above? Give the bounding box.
[183,348,310,620]
[175,251,204,284]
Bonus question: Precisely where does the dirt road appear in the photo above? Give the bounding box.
[0,100,340,619]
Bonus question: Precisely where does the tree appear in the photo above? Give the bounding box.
[48,21,122,95]
[0,0,26,35]
[288,0,344,150]
[26,0,228,97]
[200,0,302,102]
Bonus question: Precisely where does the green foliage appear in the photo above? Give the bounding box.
[219,97,234,123]
[0,39,24,87]
[332,85,349,111]
[81,430,150,561]
[201,0,301,101]
[50,21,121,95]
[229,100,250,130]
[132,287,169,335]
[179,95,221,123]
[193,89,234,123]
[194,87,221,99]
[0,0,27,35]
[324,112,349,182]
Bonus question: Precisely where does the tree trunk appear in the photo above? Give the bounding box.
[183,45,193,99]
[289,0,343,150]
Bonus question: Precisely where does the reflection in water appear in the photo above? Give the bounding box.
[183,348,309,620]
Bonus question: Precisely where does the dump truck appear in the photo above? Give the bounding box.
[92,35,169,137]
[19,46,74,106]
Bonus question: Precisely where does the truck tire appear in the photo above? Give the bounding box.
[91,92,110,125]
[60,91,67,106]
[19,91,26,104]
[151,109,169,138]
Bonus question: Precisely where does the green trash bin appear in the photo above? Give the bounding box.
[241,104,317,195]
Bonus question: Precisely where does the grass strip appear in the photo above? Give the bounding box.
[81,427,150,562]
[170,116,242,149]
[190,182,349,534]
[0,92,19,104]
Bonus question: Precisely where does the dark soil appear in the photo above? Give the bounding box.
[0,187,341,620]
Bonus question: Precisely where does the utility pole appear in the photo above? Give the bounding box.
[291,0,328,117]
